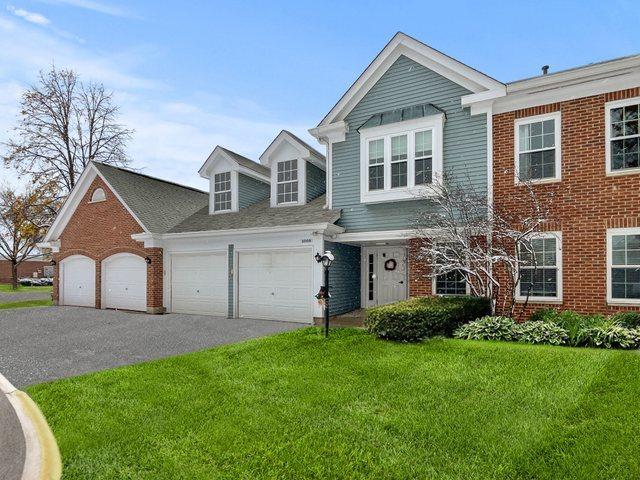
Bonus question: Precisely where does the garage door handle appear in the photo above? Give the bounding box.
[271,292,275,295]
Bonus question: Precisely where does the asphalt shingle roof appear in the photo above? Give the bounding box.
[93,162,209,234]
[218,147,271,177]
[169,195,340,233]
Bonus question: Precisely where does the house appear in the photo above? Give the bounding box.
[0,255,52,283]
[39,32,640,321]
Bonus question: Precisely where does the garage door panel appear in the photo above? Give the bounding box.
[238,249,312,323]
[61,256,95,307]
[103,255,147,312]
[171,253,227,316]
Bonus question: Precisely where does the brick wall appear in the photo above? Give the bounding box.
[493,87,640,316]
[53,176,164,313]
[0,260,49,283]
[408,238,433,297]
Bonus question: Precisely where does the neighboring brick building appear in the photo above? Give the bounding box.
[0,259,50,284]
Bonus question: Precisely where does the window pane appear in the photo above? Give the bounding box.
[611,122,624,138]
[519,150,555,180]
[415,157,432,185]
[519,124,530,151]
[391,161,407,188]
[612,267,640,299]
[611,107,623,123]
[369,139,384,164]
[520,268,557,297]
[415,131,433,157]
[624,105,638,121]
[436,270,467,295]
[391,135,407,161]
[369,165,384,190]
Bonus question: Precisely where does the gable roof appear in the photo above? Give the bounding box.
[317,32,505,127]
[92,162,209,233]
[169,195,340,234]
[199,146,270,180]
[259,130,326,169]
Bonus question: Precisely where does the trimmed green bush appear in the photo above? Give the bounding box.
[515,321,569,346]
[454,316,517,342]
[527,308,557,323]
[365,296,490,342]
[609,311,640,328]
[578,320,640,349]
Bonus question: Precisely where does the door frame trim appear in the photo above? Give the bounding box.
[360,246,408,308]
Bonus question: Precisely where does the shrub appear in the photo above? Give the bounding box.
[527,308,557,323]
[578,320,640,349]
[545,311,605,346]
[365,296,491,342]
[609,311,640,328]
[454,316,517,342]
[514,321,569,346]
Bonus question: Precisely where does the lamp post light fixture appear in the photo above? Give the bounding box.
[315,250,334,337]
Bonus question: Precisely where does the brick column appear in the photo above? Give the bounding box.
[146,247,164,314]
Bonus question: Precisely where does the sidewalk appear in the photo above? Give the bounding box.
[0,391,25,480]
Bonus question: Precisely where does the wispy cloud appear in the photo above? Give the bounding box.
[36,0,133,18]
[7,5,50,25]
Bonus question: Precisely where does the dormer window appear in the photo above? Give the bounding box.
[276,160,298,204]
[90,187,106,203]
[214,172,232,212]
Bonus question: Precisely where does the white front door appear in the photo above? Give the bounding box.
[102,253,147,312]
[238,249,312,323]
[60,255,95,307]
[363,247,407,307]
[171,253,227,315]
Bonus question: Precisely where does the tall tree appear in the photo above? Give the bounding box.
[0,185,55,289]
[3,66,133,199]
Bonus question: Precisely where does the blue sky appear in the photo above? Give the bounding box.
[1,0,639,190]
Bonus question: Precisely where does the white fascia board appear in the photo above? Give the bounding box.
[494,70,640,115]
[158,222,345,240]
[309,121,348,143]
[317,32,505,127]
[200,146,269,183]
[260,131,309,165]
[131,233,163,248]
[37,241,60,253]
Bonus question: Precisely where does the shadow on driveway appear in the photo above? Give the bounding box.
[0,306,303,388]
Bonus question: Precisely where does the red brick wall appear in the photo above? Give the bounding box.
[0,260,49,283]
[408,238,433,297]
[493,87,640,316]
[53,176,164,313]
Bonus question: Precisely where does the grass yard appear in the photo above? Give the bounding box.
[28,328,640,479]
[0,283,52,292]
[0,298,52,309]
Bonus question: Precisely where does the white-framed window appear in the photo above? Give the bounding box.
[213,172,232,212]
[433,270,468,296]
[359,115,444,203]
[90,187,106,203]
[516,232,562,302]
[605,97,640,175]
[276,159,298,204]
[514,112,561,183]
[607,228,640,304]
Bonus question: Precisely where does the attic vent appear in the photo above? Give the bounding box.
[541,65,550,75]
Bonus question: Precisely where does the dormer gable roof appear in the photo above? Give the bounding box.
[259,130,326,170]
[198,145,270,182]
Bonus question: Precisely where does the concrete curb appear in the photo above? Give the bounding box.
[0,372,61,480]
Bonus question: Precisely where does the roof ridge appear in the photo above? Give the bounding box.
[92,161,208,195]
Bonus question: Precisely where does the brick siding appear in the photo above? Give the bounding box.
[53,176,164,313]
[0,260,49,284]
[493,87,640,316]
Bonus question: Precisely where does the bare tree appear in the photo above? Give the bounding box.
[0,185,56,289]
[413,175,554,318]
[3,66,132,200]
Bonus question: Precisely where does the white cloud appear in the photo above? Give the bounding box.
[0,14,323,191]
[7,5,50,25]
[35,0,133,18]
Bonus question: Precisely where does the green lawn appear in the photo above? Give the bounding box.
[0,298,52,309]
[27,328,640,480]
[0,283,53,292]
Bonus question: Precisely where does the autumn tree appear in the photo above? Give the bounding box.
[3,66,133,201]
[0,185,56,289]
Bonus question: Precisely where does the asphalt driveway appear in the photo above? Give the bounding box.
[0,307,303,388]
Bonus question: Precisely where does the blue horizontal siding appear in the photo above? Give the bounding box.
[238,173,270,209]
[332,54,487,232]
[306,162,326,202]
[325,241,361,315]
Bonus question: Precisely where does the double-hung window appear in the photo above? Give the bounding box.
[360,115,443,203]
[435,270,467,295]
[517,232,562,301]
[277,159,298,204]
[606,98,640,174]
[515,113,561,183]
[213,172,232,212]
[608,228,640,303]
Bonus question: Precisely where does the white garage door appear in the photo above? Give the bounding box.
[102,253,147,312]
[60,255,95,307]
[238,249,312,323]
[171,253,227,315]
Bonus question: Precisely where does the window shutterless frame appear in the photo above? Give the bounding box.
[359,114,444,204]
[514,112,562,184]
[606,227,640,305]
[515,231,563,303]
[605,96,640,176]
[213,171,232,212]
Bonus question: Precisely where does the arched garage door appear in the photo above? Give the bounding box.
[102,253,147,312]
[60,255,95,307]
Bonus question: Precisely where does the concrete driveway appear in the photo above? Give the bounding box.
[0,306,303,388]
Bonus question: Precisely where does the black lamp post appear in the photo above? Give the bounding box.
[315,250,334,337]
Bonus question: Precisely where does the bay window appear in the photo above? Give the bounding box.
[360,115,443,203]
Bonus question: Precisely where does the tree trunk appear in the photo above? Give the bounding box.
[11,260,18,290]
